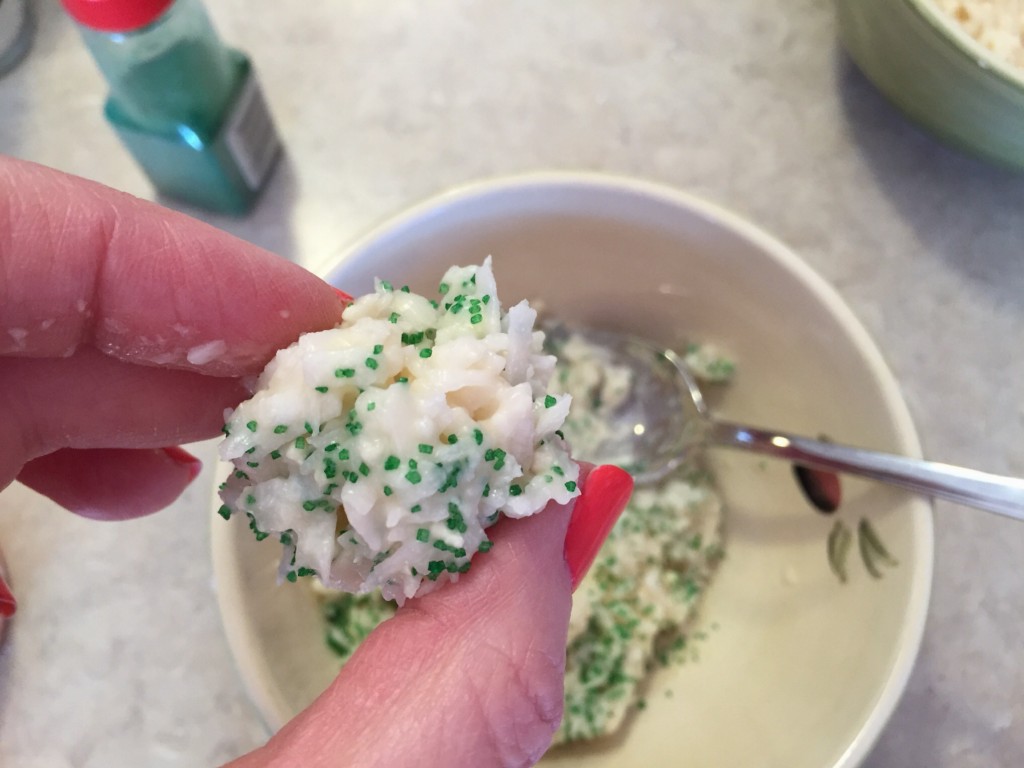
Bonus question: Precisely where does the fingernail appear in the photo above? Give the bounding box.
[161,446,203,482]
[0,571,15,619]
[564,465,633,591]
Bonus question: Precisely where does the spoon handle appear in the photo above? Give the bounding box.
[708,420,1024,521]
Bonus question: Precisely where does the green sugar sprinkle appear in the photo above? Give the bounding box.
[416,528,430,542]
[367,402,376,411]
[217,505,232,520]
[245,447,256,454]
[470,314,482,325]
[295,436,307,449]
[338,448,350,460]
[273,425,288,434]
[439,282,450,295]
[365,357,379,370]
[411,504,422,513]
[419,348,432,359]
[388,312,400,324]
[434,540,448,551]
[405,470,422,484]
[383,485,393,496]
[565,481,577,491]
[304,422,314,434]
[478,541,493,553]
[384,455,401,470]
[401,285,410,293]
[246,420,258,432]
[396,376,409,383]
[286,571,298,583]
[315,386,329,393]
[246,461,259,468]
[482,483,490,497]
[447,434,458,444]
[373,344,384,354]
[335,368,355,378]
[297,567,317,577]
[509,484,523,496]
[234,470,249,480]
[473,428,483,445]
[544,394,557,408]
[380,280,393,292]
[325,442,338,452]
[359,462,370,477]
[323,459,337,479]
[418,444,433,454]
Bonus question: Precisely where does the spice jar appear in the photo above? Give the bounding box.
[61,0,281,215]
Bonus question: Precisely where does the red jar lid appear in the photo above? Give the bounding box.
[60,0,176,32]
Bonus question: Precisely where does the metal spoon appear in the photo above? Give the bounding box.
[566,329,1024,522]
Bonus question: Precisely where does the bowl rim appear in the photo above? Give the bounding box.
[906,0,1024,92]
[226,172,936,768]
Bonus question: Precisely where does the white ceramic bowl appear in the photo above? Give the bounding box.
[212,174,934,768]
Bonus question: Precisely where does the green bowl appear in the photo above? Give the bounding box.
[836,0,1024,170]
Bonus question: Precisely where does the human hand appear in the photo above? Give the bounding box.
[0,156,632,766]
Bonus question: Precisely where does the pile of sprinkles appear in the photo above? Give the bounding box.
[218,259,580,603]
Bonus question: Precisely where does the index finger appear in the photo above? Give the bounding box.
[0,156,347,376]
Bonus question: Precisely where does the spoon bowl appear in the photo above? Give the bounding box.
[571,327,1024,521]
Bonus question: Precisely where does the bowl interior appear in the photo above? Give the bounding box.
[212,174,933,768]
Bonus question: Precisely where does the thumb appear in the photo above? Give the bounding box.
[229,465,632,768]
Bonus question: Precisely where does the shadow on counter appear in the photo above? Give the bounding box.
[834,50,1024,315]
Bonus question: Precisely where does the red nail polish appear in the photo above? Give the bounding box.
[162,446,202,481]
[564,465,634,591]
[0,570,15,619]
[332,286,354,305]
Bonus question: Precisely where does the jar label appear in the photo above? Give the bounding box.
[224,70,280,190]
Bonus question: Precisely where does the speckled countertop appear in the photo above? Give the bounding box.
[0,1,1021,766]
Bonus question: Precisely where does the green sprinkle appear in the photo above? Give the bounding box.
[470,314,482,325]
[473,428,483,445]
[380,280,393,292]
[295,436,307,450]
[439,282,450,295]
[406,470,422,484]
[433,540,449,551]
[246,461,259,468]
[411,504,422,513]
[246,494,256,505]
[303,501,317,511]
[335,368,355,378]
[383,485,393,496]
[359,462,370,477]
[315,386,329,393]
[544,394,557,408]
[280,532,293,546]
[273,424,288,434]
[297,567,317,577]
[388,311,400,323]
[384,455,400,470]
[246,420,258,432]
[365,357,379,370]
[482,483,490,498]
[367,402,376,411]
[418,444,433,454]
[565,481,578,491]
[416,528,430,542]
[419,348,432,359]
[396,376,409,383]
[401,285,410,293]
[373,344,384,354]
[509,484,523,496]
[268,450,280,460]
[478,541,493,553]
[408,459,418,469]
[325,442,338,452]
[447,434,458,444]
[324,459,337,479]
[482,294,491,304]
[555,429,565,439]
[338,448,350,460]
[286,571,298,583]
[217,505,232,520]
[245,447,256,454]
[234,470,249,480]
[552,465,564,476]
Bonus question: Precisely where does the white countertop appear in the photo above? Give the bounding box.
[1,1,1022,765]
